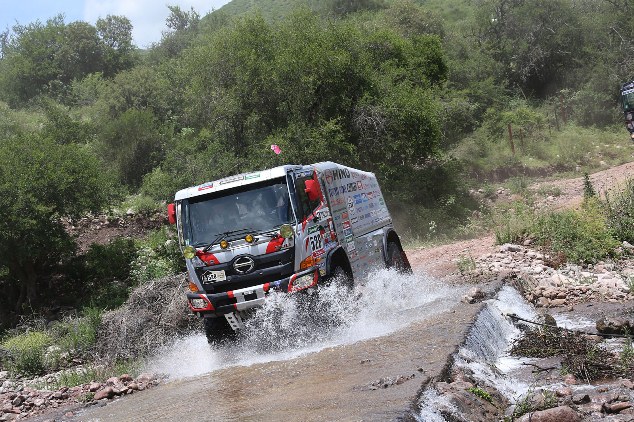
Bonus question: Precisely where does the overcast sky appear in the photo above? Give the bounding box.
[0,0,232,48]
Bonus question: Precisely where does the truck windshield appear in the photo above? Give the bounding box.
[182,178,294,247]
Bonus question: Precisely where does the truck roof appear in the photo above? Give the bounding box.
[174,165,301,201]
[173,162,377,201]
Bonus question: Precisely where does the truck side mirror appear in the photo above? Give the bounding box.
[167,203,177,225]
[304,179,321,202]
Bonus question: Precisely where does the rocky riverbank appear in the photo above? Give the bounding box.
[421,242,634,421]
[0,371,161,421]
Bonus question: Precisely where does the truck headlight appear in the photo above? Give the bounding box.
[183,245,196,259]
[280,224,293,239]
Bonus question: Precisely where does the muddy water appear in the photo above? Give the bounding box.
[77,270,496,421]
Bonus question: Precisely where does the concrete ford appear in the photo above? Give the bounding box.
[167,162,411,341]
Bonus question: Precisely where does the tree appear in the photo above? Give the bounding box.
[96,15,136,76]
[0,133,114,315]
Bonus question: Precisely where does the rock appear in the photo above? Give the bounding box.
[550,299,566,307]
[462,287,485,304]
[0,371,8,381]
[572,394,590,404]
[119,374,133,383]
[603,401,632,413]
[11,396,23,407]
[563,374,578,385]
[542,313,557,328]
[136,373,155,384]
[93,386,115,401]
[500,243,522,253]
[2,403,13,413]
[517,406,580,422]
[33,398,45,407]
[555,387,572,397]
[621,379,634,389]
[127,382,139,391]
[623,241,634,250]
[89,382,101,392]
[596,316,632,335]
[106,376,120,386]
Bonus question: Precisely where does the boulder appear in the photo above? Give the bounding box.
[517,406,580,422]
[93,386,115,401]
[596,316,632,335]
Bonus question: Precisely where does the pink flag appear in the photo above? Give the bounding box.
[271,144,282,155]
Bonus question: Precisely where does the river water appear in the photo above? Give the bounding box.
[144,267,466,380]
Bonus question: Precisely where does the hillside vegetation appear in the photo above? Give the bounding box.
[0,0,634,359]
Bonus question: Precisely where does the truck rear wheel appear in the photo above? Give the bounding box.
[387,242,408,273]
[203,316,235,344]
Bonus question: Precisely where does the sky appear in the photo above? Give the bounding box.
[0,0,233,48]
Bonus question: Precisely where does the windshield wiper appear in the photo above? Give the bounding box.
[203,228,254,252]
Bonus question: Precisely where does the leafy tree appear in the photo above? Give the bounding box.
[0,15,135,106]
[473,0,586,97]
[0,133,114,315]
[96,15,136,76]
[97,108,169,188]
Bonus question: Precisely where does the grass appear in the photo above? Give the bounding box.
[453,124,634,180]
[32,359,142,391]
[467,386,493,404]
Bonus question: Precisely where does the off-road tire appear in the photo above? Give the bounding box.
[386,242,407,273]
[203,316,235,344]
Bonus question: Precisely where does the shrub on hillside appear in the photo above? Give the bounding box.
[1,331,52,376]
[532,200,618,264]
[604,178,634,244]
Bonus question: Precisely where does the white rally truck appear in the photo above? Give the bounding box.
[167,162,411,341]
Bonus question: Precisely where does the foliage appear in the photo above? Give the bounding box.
[130,227,182,285]
[0,15,136,106]
[604,178,634,244]
[467,386,493,404]
[492,201,535,245]
[532,199,618,264]
[1,331,51,376]
[97,108,169,188]
[0,132,115,317]
[583,173,596,200]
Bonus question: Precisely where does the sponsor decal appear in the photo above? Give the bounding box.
[347,197,355,212]
[245,173,260,180]
[219,175,244,185]
[346,242,356,252]
[342,220,351,229]
[198,182,214,191]
[357,181,363,190]
[331,168,351,181]
[350,217,358,224]
[342,212,349,220]
[308,225,321,234]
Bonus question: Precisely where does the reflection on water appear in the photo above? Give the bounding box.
[145,268,463,379]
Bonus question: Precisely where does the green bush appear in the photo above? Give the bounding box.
[532,200,618,264]
[604,178,634,244]
[130,227,182,284]
[2,331,52,376]
[493,201,535,245]
[51,308,102,357]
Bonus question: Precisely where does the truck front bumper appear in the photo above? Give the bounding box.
[187,268,319,316]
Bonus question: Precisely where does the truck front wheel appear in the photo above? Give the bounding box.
[203,316,235,344]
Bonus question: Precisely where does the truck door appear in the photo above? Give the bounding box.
[291,170,331,276]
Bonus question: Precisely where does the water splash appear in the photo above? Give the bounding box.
[144,268,463,379]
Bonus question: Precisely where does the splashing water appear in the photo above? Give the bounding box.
[144,268,464,379]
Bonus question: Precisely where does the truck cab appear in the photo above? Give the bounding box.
[168,162,410,341]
